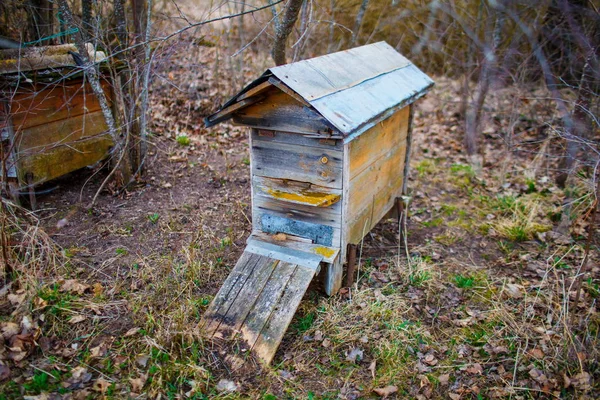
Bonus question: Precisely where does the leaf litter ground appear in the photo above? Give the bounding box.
[0,38,598,399]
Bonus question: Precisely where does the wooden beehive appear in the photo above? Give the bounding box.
[0,44,114,207]
[201,42,434,363]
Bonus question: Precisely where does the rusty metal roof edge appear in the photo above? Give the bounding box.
[341,80,434,144]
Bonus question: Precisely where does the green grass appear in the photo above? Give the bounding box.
[416,159,436,177]
[292,312,315,334]
[176,135,191,146]
[450,163,475,178]
[148,213,160,224]
[38,284,76,316]
[453,274,475,289]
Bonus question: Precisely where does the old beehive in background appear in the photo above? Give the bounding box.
[202,42,433,364]
[0,44,114,207]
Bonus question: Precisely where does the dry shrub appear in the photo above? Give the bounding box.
[0,198,67,290]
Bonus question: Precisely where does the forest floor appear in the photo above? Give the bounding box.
[1,37,599,399]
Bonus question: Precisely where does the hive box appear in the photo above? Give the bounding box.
[0,44,113,207]
[202,42,433,363]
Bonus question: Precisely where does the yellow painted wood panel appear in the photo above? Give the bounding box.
[348,106,409,180]
[15,110,108,153]
[10,80,111,130]
[18,134,113,184]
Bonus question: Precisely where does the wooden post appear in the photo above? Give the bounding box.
[396,196,406,243]
[345,243,357,288]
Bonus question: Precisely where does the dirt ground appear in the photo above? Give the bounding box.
[0,37,598,399]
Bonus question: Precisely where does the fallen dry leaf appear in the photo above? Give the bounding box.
[129,374,147,392]
[322,338,331,348]
[505,283,524,299]
[23,394,50,400]
[1,322,19,339]
[60,280,90,295]
[90,342,109,358]
[368,360,376,379]
[373,385,398,398]
[136,353,150,367]
[69,315,87,324]
[92,377,112,393]
[0,363,10,382]
[438,373,450,385]
[528,348,544,358]
[569,372,591,391]
[423,353,438,366]
[7,293,26,306]
[92,283,104,296]
[216,379,238,393]
[124,327,140,337]
[466,363,483,375]
[346,347,364,363]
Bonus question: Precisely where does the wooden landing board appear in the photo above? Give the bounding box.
[199,241,323,364]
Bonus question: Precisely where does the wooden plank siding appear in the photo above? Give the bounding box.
[344,106,409,244]
[17,133,113,184]
[4,78,114,186]
[233,89,334,135]
[251,129,342,151]
[251,137,343,189]
[9,80,111,130]
[14,110,108,152]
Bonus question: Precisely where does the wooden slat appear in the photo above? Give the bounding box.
[253,195,341,227]
[15,110,108,152]
[252,139,343,189]
[346,144,406,244]
[249,232,340,264]
[200,252,263,334]
[10,80,111,130]
[17,133,113,184]
[251,265,315,364]
[214,257,281,340]
[240,261,297,348]
[237,81,272,102]
[250,129,342,151]
[253,175,341,208]
[233,89,333,135]
[205,96,264,126]
[348,106,409,179]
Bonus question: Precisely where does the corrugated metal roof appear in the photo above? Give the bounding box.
[206,41,434,137]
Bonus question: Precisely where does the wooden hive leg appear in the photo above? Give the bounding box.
[345,243,358,288]
[325,256,343,296]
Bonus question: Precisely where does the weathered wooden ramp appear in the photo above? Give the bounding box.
[199,240,323,364]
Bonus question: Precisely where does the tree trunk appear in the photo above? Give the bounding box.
[464,6,504,167]
[351,0,369,46]
[81,0,93,39]
[271,0,304,66]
